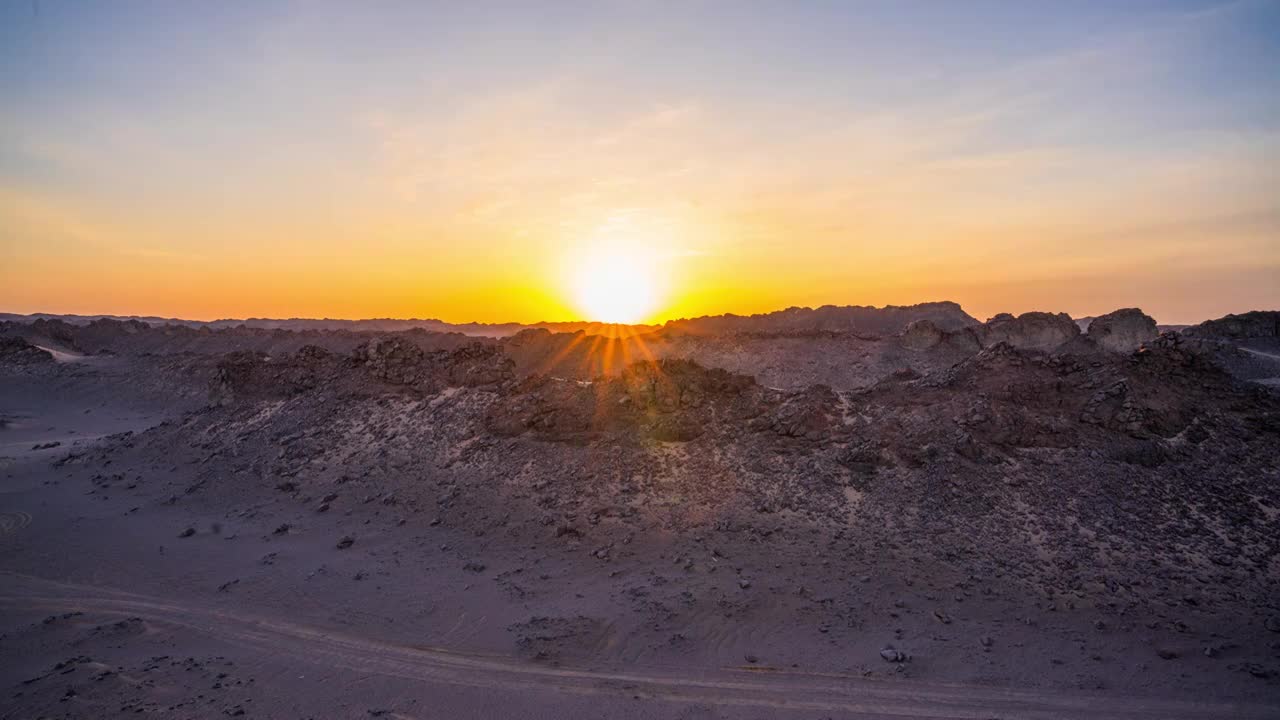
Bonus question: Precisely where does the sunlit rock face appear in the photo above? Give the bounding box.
[1087,308,1158,353]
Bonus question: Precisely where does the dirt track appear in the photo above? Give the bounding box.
[2,573,1275,720]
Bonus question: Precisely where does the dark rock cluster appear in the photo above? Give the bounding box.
[0,336,54,365]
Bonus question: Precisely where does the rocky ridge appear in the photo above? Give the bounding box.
[7,302,1280,710]
[134,320,1280,609]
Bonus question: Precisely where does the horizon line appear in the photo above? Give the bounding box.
[2,300,1265,329]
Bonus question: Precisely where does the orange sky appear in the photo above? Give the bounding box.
[2,2,1277,325]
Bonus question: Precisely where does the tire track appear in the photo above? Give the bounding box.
[0,511,32,536]
[0,573,1273,719]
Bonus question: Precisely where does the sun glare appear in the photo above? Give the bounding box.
[572,243,661,324]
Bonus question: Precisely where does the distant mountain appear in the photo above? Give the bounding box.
[0,302,981,340]
[0,313,653,339]
[0,312,197,326]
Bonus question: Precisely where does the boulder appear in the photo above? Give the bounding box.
[1087,308,1158,353]
[981,312,1079,351]
[900,319,945,350]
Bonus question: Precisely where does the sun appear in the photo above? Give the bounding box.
[571,243,661,324]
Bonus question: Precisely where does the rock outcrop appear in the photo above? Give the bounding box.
[899,319,946,350]
[209,347,347,404]
[1184,311,1280,340]
[981,312,1080,351]
[1087,308,1158,353]
[899,319,984,354]
[0,336,55,365]
[355,336,427,385]
[1177,311,1280,385]
[486,359,762,443]
[211,341,514,404]
[662,302,980,336]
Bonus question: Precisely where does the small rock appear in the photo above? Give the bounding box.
[336,536,355,550]
[178,527,195,538]
[1242,663,1272,679]
[879,646,908,663]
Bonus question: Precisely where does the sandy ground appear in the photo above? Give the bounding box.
[2,362,1278,719]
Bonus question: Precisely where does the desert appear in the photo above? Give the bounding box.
[2,305,1279,718]
[4,3,1279,717]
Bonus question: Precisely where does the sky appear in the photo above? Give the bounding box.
[1,0,1278,324]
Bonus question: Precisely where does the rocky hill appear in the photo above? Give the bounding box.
[660,301,979,336]
[1184,311,1280,341]
[10,305,1273,393]
[5,302,1280,713]
[1178,311,1280,386]
[77,317,1280,627]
